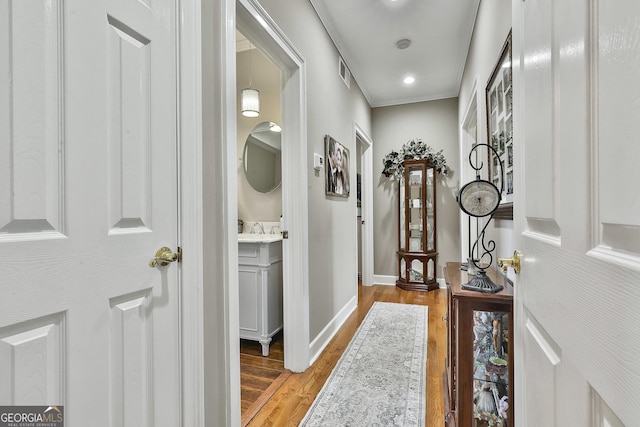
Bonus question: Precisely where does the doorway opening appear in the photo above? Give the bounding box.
[235,29,287,421]
[235,5,310,425]
[355,124,374,286]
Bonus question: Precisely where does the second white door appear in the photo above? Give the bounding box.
[0,0,181,424]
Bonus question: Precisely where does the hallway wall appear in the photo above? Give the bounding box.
[458,0,513,261]
[236,48,282,223]
[372,98,461,278]
[256,0,372,342]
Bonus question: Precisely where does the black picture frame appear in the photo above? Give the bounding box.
[324,135,350,198]
[486,30,513,220]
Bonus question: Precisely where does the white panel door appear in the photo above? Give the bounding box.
[512,0,640,425]
[0,0,180,424]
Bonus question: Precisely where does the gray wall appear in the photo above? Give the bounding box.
[236,48,282,223]
[458,0,514,261]
[257,0,372,341]
[372,98,461,278]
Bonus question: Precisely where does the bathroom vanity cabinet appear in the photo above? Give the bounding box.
[443,262,513,427]
[238,237,283,356]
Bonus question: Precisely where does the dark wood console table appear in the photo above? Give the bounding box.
[443,262,514,427]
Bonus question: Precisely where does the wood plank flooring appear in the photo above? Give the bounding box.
[241,284,447,427]
[240,331,287,426]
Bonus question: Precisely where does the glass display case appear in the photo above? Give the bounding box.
[472,310,510,426]
[397,159,438,291]
[443,262,513,427]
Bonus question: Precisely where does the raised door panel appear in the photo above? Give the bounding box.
[521,310,559,425]
[522,310,590,426]
[521,0,559,238]
[0,314,64,405]
[107,15,151,233]
[267,262,283,333]
[593,394,625,427]
[109,291,153,426]
[591,0,640,270]
[239,268,260,332]
[0,0,64,239]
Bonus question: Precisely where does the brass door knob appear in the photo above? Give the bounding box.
[149,247,181,267]
[497,251,521,274]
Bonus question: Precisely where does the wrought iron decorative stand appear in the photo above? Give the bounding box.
[462,143,504,293]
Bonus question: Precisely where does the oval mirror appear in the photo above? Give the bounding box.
[243,121,282,193]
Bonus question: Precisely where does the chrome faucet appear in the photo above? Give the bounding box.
[254,222,264,234]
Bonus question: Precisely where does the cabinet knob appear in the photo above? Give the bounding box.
[497,250,521,274]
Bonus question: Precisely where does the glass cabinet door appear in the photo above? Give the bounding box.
[426,168,434,251]
[399,180,406,251]
[407,165,423,252]
[472,310,510,427]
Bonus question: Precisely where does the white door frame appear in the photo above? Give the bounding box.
[459,77,479,261]
[236,0,310,372]
[179,0,309,424]
[178,0,240,425]
[355,123,374,287]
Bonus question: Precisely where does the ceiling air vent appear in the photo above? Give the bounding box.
[338,56,351,89]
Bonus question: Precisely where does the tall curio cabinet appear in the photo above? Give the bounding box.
[397,159,438,291]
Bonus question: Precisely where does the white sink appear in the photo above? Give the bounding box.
[238,233,282,243]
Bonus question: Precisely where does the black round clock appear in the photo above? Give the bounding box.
[458,179,501,217]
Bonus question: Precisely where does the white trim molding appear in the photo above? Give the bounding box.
[237,0,310,373]
[354,123,374,287]
[178,0,205,424]
[373,274,398,286]
[202,0,241,424]
[459,76,479,262]
[308,295,357,365]
[186,0,241,425]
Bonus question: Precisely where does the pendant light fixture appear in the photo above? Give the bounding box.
[241,42,260,118]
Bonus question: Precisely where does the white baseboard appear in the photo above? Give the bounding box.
[308,295,357,366]
[373,274,398,285]
[437,277,446,289]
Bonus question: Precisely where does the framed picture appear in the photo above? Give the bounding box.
[486,30,513,219]
[325,135,350,197]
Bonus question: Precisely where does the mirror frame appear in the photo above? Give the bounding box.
[485,30,513,220]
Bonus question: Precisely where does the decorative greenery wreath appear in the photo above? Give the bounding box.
[381,138,449,180]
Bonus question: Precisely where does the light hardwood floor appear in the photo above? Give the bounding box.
[240,331,288,425]
[242,284,447,426]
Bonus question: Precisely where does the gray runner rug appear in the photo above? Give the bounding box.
[300,302,428,426]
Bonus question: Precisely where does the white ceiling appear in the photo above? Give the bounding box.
[309,0,481,107]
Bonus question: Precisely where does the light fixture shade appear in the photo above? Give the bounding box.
[241,88,260,117]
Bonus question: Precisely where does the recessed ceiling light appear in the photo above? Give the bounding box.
[396,39,411,50]
[403,76,416,85]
